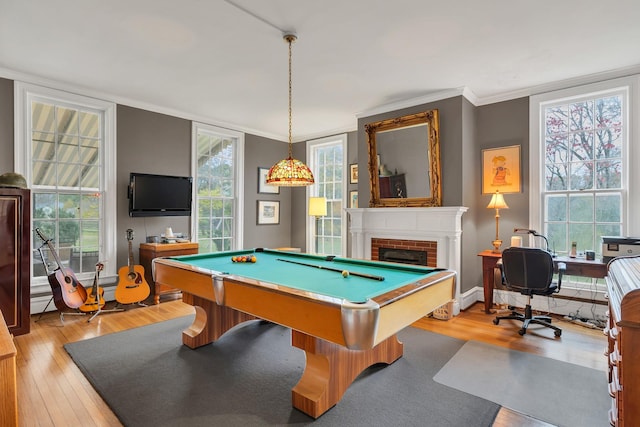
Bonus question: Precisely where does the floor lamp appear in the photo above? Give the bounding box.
[487,190,509,253]
[309,197,327,252]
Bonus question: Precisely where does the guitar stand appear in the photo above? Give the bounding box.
[87,303,124,323]
[35,296,86,323]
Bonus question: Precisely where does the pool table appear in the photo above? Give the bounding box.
[152,248,456,418]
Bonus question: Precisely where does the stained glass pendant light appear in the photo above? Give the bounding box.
[266,33,315,186]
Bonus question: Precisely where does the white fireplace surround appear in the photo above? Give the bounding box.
[346,207,468,315]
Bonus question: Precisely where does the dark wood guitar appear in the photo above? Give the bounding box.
[79,262,105,313]
[115,229,150,304]
[35,228,88,311]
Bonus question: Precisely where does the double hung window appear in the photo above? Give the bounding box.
[307,134,347,256]
[192,123,244,252]
[15,83,116,289]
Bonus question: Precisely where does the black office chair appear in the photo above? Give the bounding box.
[493,247,565,337]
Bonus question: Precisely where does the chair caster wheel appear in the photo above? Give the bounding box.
[554,330,562,337]
[493,319,499,325]
[518,329,526,336]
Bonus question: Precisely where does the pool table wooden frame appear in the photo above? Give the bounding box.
[152,251,456,418]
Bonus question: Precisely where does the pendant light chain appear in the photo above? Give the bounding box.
[264,33,314,186]
[287,35,293,157]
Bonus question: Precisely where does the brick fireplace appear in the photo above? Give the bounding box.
[372,238,437,267]
[347,206,468,315]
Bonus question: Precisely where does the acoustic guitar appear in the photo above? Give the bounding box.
[35,228,88,311]
[115,229,150,304]
[79,262,105,313]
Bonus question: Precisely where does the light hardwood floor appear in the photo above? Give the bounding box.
[13,300,606,426]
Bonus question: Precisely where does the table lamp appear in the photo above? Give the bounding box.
[487,190,508,253]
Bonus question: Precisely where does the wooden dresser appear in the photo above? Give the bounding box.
[605,255,640,426]
[0,188,31,336]
[139,242,199,304]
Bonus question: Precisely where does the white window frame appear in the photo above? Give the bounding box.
[530,75,640,241]
[191,122,244,251]
[530,76,640,296]
[14,82,117,294]
[306,134,348,255]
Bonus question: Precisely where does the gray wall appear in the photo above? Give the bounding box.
[0,78,14,174]
[355,96,529,295]
[116,105,192,268]
[0,74,530,298]
[244,134,294,249]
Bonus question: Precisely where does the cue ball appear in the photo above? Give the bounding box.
[342,270,349,278]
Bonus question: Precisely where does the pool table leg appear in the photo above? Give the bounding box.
[181,293,257,349]
[290,330,403,418]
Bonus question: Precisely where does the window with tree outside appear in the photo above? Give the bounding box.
[542,93,624,256]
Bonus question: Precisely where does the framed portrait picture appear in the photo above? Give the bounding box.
[257,200,280,225]
[258,167,279,194]
[349,164,358,184]
[349,191,358,208]
[482,145,521,194]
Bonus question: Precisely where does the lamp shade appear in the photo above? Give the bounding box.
[308,197,327,216]
[487,191,509,210]
[266,156,315,186]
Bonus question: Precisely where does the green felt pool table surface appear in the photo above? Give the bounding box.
[168,248,445,303]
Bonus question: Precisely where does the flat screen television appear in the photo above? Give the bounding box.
[128,172,193,217]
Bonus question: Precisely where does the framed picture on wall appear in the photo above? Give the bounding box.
[258,167,279,194]
[349,191,358,208]
[481,145,521,194]
[349,164,358,184]
[257,200,280,225]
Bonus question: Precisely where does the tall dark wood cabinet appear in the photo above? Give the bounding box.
[605,255,640,426]
[0,188,31,336]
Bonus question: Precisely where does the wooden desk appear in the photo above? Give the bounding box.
[478,249,607,314]
[139,242,199,304]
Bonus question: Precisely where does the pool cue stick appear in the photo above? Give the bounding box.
[276,258,385,281]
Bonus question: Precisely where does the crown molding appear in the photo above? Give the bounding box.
[0,66,286,142]
[474,64,640,106]
[355,87,478,118]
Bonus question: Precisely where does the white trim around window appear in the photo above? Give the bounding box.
[306,134,348,255]
[191,122,245,250]
[14,82,117,294]
[529,75,640,239]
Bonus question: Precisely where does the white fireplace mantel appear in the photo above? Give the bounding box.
[346,206,468,314]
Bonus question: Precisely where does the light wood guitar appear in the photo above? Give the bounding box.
[35,228,87,311]
[79,262,105,313]
[115,229,150,304]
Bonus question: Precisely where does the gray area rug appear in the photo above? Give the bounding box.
[433,340,609,427]
[65,316,499,427]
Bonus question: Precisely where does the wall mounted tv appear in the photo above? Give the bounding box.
[128,173,193,217]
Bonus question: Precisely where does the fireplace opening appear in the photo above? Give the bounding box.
[378,247,427,266]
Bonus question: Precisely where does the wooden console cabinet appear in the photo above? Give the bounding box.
[0,310,18,427]
[139,242,199,304]
[0,188,30,336]
[605,255,640,426]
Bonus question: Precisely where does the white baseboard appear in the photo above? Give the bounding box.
[460,286,607,322]
[31,286,118,314]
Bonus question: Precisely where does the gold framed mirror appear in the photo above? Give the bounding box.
[365,109,442,207]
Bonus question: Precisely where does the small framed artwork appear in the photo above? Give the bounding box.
[258,167,279,194]
[482,145,521,194]
[349,164,358,184]
[349,191,358,208]
[257,200,280,225]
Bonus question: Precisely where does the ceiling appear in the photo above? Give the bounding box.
[2,0,640,142]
